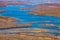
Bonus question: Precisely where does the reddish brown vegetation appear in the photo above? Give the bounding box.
[36,3,60,8]
[7,1,31,5]
[21,3,60,10]
[20,8,32,10]
[28,3,60,17]
[0,2,7,6]
[0,1,31,6]
[57,26,60,30]
[0,10,6,12]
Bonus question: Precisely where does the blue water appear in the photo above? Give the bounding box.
[0,5,60,31]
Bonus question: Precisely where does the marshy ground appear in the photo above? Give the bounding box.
[0,1,60,40]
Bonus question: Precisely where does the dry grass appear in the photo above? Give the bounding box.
[0,28,60,40]
[0,33,60,40]
[0,16,34,28]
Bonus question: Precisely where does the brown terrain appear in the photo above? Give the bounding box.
[0,32,60,40]
[20,7,33,10]
[0,16,34,28]
[0,1,31,6]
[0,2,7,6]
[0,28,54,34]
[57,26,60,30]
[0,2,60,40]
[0,10,6,12]
[27,3,60,17]
[17,22,34,27]
[0,16,18,28]
[0,28,60,40]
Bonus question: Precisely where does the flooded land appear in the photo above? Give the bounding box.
[0,1,60,40]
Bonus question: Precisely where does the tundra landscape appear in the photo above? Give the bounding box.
[0,0,60,40]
